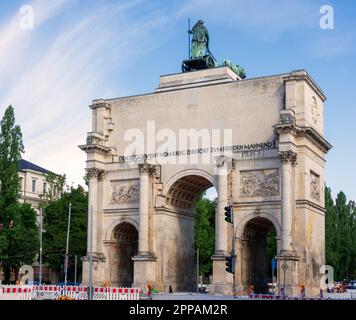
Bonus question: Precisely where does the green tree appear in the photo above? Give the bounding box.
[42,186,87,279]
[0,204,39,282]
[349,201,356,279]
[324,187,356,281]
[335,191,352,280]
[266,228,277,277]
[325,187,339,272]
[194,193,215,277]
[0,106,39,283]
[42,172,66,202]
[0,106,24,220]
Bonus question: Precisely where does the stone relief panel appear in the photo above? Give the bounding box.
[240,169,279,197]
[110,181,139,204]
[311,96,318,125]
[310,171,320,201]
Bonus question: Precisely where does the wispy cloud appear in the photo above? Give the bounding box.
[177,0,317,40]
[0,0,170,186]
[0,0,70,79]
[308,31,356,59]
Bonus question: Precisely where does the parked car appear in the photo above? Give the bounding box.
[57,282,81,286]
[197,284,208,293]
[328,282,347,293]
[267,282,277,293]
[346,280,356,290]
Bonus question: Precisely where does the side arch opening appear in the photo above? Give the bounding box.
[241,217,277,294]
[109,222,138,287]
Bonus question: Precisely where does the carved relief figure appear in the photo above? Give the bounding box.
[310,172,320,201]
[111,182,139,204]
[311,97,318,125]
[240,169,279,197]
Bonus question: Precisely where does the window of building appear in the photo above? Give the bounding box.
[32,179,36,193]
[43,182,47,194]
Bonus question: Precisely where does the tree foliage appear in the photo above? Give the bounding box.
[194,193,215,277]
[266,228,277,276]
[0,106,39,283]
[42,185,88,276]
[41,172,66,203]
[325,188,356,280]
[0,106,24,218]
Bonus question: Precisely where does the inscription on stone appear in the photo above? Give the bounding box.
[240,169,279,197]
[111,182,139,204]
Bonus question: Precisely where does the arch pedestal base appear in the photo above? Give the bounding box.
[132,254,157,292]
[211,254,233,295]
[81,253,106,286]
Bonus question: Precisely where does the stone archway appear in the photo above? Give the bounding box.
[159,173,216,292]
[108,222,138,287]
[82,68,331,296]
[239,217,277,294]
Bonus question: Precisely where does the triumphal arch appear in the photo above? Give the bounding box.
[80,23,331,296]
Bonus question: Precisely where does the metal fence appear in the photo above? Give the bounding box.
[0,285,140,300]
[249,291,356,300]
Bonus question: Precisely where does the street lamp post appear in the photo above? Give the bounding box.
[39,207,43,285]
[196,248,199,294]
[64,202,72,286]
[74,255,77,284]
[231,207,236,297]
[88,205,93,300]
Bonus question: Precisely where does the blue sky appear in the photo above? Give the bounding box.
[0,0,355,201]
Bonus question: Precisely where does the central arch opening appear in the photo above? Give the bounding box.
[164,173,216,292]
[242,217,277,294]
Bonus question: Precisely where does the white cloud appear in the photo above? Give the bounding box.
[177,0,317,40]
[308,31,356,59]
[0,0,70,80]
[0,0,170,187]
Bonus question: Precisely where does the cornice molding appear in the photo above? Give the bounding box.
[274,121,332,154]
[78,144,111,154]
[89,101,111,110]
[296,127,332,153]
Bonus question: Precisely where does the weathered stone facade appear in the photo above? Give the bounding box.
[80,67,331,296]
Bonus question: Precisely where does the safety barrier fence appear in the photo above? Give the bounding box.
[323,292,356,300]
[0,285,33,300]
[249,293,325,300]
[0,285,140,300]
[249,291,356,300]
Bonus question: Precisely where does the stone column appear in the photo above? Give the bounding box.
[137,163,151,255]
[211,156,231,295]
[132,163,157,291]
[86,168,103,254]
[279,150,296,252]
[82,167,105,285]
[277,150,300,296]
[216,159,229,254]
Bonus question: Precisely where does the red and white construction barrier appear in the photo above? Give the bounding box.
[249,293,287,300]
[0,285,33,300]
[249,290,324,301]
[0,285,140,300]
[288,296,322,300]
